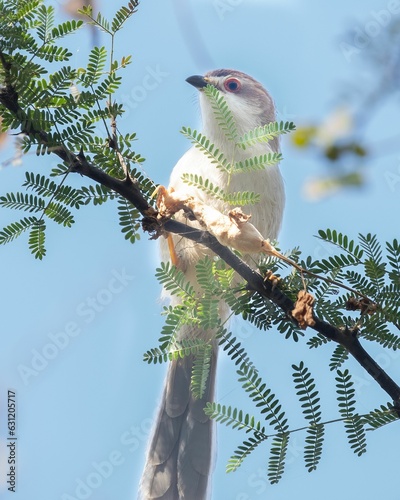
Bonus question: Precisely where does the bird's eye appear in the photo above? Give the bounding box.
[224,77,241,93]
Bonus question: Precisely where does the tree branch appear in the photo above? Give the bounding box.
[1,72,399,410]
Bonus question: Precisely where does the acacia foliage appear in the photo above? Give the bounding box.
[0,0,145,258]
[0,0,399,484]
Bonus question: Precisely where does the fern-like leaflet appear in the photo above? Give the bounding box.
[268,433,289,484]
[79,46,108,87]
[329,344,349,371]
[28,218,46,259]
[226,435,267,473]
[386,239,400,285]
[0,192,46,213]
[359,233,386,298]
[232,152,283,173]
[237,121,295,149]
[216,328,257,373]
[203,84,238,143]
[180,127,230,173]
[117,197,141,243]
[23,172,84,209]
[204,403,266,434]
[155,262,196,299]
[191,342,213,399]
[362,403,399,431]
[182,173,260,206]
[292,362,324,472]
[36,4,55,42]
[0,217,40,245]
[335,369,367,456]
[238,365,290,483]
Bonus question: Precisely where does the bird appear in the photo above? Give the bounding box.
[139,69,285,499]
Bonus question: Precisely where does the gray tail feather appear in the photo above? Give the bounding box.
[139,350,217,499]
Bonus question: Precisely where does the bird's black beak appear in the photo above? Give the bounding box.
[186,74,208,89]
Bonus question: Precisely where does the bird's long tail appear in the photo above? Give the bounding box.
[139,344,217,500]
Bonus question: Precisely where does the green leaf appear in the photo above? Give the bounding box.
[232,152,283,174]
[335,369,366,456]
[223,191,261,206]
[274,314,304,342]
[191,343,213,399]
[238,365,289,433]
[304,423,325,472]
[237,121,295,150]
[13,0,41,23]
[43,202,74,227]
[268,433,289,484]
[344,270,376,297]
[317,229,363,260]
[203,84,238,143]
[386,239,400,285]
[181,173,260,206]
[143,338,209,365]
[181,173,224,200]
[53,104,81,125]
[28,219,46,259]
[180,127,231,173]
[359,233,385,295]
[359,314,400,350]
[155,262,195,299]
[93,72,121,99]
[142,347,169,364]
[292,362,324,472]
[226,434,266,473]
[195,257,220,294]
[157,305,190,352]
[217,328,257,372]
[312,252,361,274]
[80,46,108,87]
[80,184,117,205]
[41,66,77,105]
[111,3,137,33]
[0,192,45,212]
[362,403,399,431]
[307,333,329,349]
[204,402,266,434]
[85,11,111,34]
[50,19,83,40]
[23,172,84,209]
[56,122,96,150]
[0,216,39,245]
[292,362,322,424]
[37,44,72,62]
[329,344,349,371]
[37,4,55,42]
[197,297,220,330]
[117,197,140,243]
[238,292,275,331]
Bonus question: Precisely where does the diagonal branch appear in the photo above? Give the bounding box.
[1,73,400,410]
[163,220,400,410]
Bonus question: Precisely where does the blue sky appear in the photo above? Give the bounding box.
[1,0,400,499]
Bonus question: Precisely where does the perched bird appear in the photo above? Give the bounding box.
[140,69,285,499]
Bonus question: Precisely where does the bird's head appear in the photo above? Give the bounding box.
[186,69,277,144]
